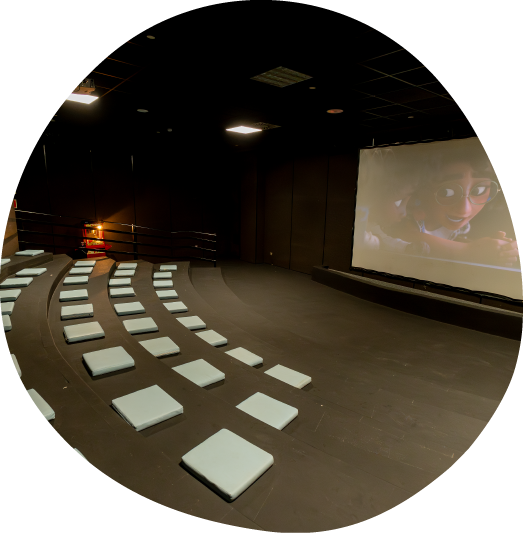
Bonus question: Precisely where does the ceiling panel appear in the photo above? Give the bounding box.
[362,50,423,75]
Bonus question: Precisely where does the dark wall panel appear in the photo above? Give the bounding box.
[45,143,96,220]
[290,151,329,274]
[323,150,359,272]
[240,153,257,263]
[262,153,293,268]
[91,147,135,259]
[15,145,51,214]
[92,148,134,224]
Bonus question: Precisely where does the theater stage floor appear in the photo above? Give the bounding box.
[7,256,520,531]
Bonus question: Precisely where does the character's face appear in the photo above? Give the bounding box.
[377,185,414,227]
[425,162,494,231]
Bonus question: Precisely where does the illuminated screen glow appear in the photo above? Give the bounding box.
[351,137,522,300]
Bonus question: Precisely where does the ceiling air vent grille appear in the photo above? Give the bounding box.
[251,66,312,88]
[250,122,280,130]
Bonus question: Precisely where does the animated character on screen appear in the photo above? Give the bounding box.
[390,140,518,267]
[355,148,429,255]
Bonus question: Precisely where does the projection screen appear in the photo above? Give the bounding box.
[351,137,522,300]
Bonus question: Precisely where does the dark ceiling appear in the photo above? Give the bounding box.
[48,2,473,151]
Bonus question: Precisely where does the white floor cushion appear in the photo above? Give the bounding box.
[1,301,15,315]
[61,303,94,320]
[117,263,137,270]
[109,287,136,298]
[1,277,33,288]
[153,272,172,279]
[153,280,173,288]
[16,250,44,257]
[236,392,298,430]
[0,389,55,424]
[112,385,183,431]
[0,353,22,379]
[114,302,145,316]
[27,389,55,421]
[195,329,227,347]
[69,267,93,275]
[114,270,135,277]
[139,337,180,357]
[159,265,177,271]
[163,301,188,313]
[75,260,96,267]
[73,448,92,468]
[63,321,105,343]
[173,359,225,387]
[176,316,206,330]
[109,278,131,287]
[264,365,311,389]
[63,276,89,286]
[182,429,274,501]
[1,258,11,267]
[225,347,263,367]
[59,289,89,302]
[3,314,12,332]
[83,346,135,376]
[123,317,158,335]
[156,289,178,299]
[16,268,47,277]
[0,289,21,302]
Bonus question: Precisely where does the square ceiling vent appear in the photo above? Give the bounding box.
[250,122,280,130]
[251,66,312,88]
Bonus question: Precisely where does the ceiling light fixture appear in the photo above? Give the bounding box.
[327,109,343,114]
[251,66,312,88]
[226,126,262,134]
[408,115,414,119]
[137,109,148,113]
[0,78,98,104]
[147,35,155,39]
[309,86,316,90]
[167,128,172,132]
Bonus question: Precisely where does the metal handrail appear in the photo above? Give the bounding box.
[16,229,217,253]
[17,240,216,263]
[14,209,217,237]
[15,209,218,266]
[15,217,217,244]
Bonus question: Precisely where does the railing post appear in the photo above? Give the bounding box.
[132,224,138,260]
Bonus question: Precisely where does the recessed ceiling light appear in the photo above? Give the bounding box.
[66,94,98,105]
[137,109,148,113]
[167,128,172,132]
[408,115,414,119]
[309,86,316,89]
[226,126,262,134]
[147,35,155,40]
[327,109,343,114]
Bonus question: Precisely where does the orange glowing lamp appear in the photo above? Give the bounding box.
[82,222,112,258]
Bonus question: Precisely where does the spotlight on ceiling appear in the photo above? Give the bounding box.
[67,78,98,104]
[226,126,262,134]
[137,109,148,113]
[327,109,343,114]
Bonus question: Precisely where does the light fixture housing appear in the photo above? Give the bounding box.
[226,126,262,134]
[0,78,98,104]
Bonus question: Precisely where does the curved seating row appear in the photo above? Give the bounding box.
[3,251,478,530]
[45,258,412,528]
